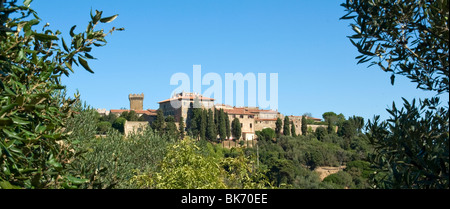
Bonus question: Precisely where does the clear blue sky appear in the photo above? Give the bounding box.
[32,0,448,121]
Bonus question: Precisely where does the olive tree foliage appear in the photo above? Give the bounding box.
[130,138,271,189]
[341,0,448,93]
[0,0,122,188]
[341,0,448,189]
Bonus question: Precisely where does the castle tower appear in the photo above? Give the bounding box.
[129,93,144,111]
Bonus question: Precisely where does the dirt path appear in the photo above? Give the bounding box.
[314,166,346,181]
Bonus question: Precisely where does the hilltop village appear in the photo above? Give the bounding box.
[97,92,328,140]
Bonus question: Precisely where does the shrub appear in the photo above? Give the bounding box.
[323,171,354,189]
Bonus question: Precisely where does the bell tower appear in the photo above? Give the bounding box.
[129,93,144,111]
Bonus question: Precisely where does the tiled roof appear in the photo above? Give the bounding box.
[158,96,215,104]
[110,109,157,116]
[249,109,278,114]
[223,108,255,115]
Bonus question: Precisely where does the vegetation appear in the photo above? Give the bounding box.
[342,0,449,189]
[301,115,307,136]
[290,121,296,137]
[0,0,121,188]
[231,118,242,141]
[130,138,271,189]
[1,0,446,190]
[275,117,282,137]
[283,116,290,136]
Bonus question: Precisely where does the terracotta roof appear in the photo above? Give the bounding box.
[110,109,128,113]
[223,108,255,115]
[158,96,215,104]
[309,117,322,121]
[110,109,157,116]
[249,109,278,114]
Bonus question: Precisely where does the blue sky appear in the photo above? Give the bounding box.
[32,0,448,121]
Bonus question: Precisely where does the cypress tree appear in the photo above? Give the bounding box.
[327,119,334,134]
[225,113,231,140]
[200,109,207,141]
[179,116,185,140]
[189,97,202,139]
[218,109,227,141]
[206,109,216,141]
[214,108,219,131]
[291,121,297,137]
[152,109,165,134]
[301,115,308,136]
[283,116,290,136]
[275,118,282,137]
[231,118,242,141]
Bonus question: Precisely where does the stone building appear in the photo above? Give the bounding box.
[288,115,328,135]
[158,92,215,123]
[220,107,256,141]
[103,92,328,139]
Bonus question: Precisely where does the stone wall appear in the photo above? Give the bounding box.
[254,119,277,132]
[124,121,149,137]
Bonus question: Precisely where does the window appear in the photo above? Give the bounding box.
[250,123,252,129]
[240,115,244,118]
[241,123,243,127]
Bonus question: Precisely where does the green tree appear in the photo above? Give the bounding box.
[275,118,282,137]
[206,109,216,141]
[283,116,290,136]
[218,109,227,141]
[97,121,111,134]
[231,118,242,141]
[225,112,231,140]
[338,120,356,140]
[187,97,202,139]
[323,112,337,134]
[132,138,226,189]
[348,115,364,133]
[120,110,141,121]
[315,126,327,141]
[151,109,165,134]
[337,120,356,150]
[323,171,354,189]
[341,0,449,94]
[130,138,270,189]
[301,115,308,136]
[290,121,297,137]
[100,112,117,124]
[200,109,207,141]
[0,0,121,189]
[342,0,449,189]
[112,117,126,133]
[179,116,185,140]
[256,128,276,142]
[322,112,337,124]
[164,116,178,138]
[214,108,219,131]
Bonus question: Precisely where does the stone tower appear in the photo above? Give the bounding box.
[129,93,144,111]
